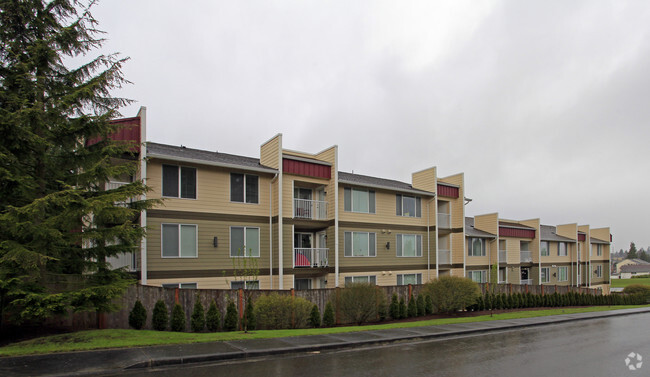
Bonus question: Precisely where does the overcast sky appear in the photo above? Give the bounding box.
[91,1,649,254]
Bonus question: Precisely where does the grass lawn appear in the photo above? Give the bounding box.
[611,278,650,288]
[0,305,646,357]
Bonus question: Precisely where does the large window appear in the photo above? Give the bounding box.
[162,164,196,199]
[467,238,486,256]
[344,231,376,257]
[558,242,568,256]
[595,244,603,256]
[162,283,197,289]
[396,194,421,217]
[467,270,487,283]
[397,234,422,257]
[230,173,258,203]
[397,273,422,285]
[230,227,260,257]
[541,241,549,257]
[558,266,568,282]
[541,267,550,283]
[595,265,602,278]
[162,224,197,258]
[344,187,375,213]
[231,281,260,290]
[344,275,376,286]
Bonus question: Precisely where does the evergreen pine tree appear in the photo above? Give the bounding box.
[170,303,186,332]
[309,304,321,328]
[128,300,147,330]
[191,300,205,332]
[407,294,417,317]
[322,301,335,327]
[424,295,434,314]
[206,300,221,332]
[416,294,425,316]
[399,297,407,319]
[224,300,238,331]
[389,293,399,319]
[0,0,158,325]
[244,300,255,331]
[152,300,168,331]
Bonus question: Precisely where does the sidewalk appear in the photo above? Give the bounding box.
[2,307,649,377]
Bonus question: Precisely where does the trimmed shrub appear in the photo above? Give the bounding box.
[399,297,407,319]
[495,294,503,310]
[309,304,321,328]
[191,300,205,332]
[407,294,417,318]
[171,303,186,332]
[323,301,335,327]
[422,276,480,313]
[424,295,434,314]
[224,300,238,331]
[152,300,168,331]
[389,293,399,319]
[339,283,382,325]
[206,300,221,332]
[416,294,425,316]
[128,300,147,330]
[377,293,388,321]
[623,284,650,302]
[243,300,256,331]
[253,293,313,329]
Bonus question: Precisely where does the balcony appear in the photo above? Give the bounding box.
[520,250,532,263]
[437,213,451,229]
[294,248,329,268]
[438,249,451,265]
[294,199,328,220]
[499,250,506,262]
[520,279,533,285]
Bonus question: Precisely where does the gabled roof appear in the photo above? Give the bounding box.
[465,217,497,238]
[621,264,650,273]
[590,237,609,245]
[146,142,277,173]
[338,171,434,196]
[540,225,575,242]
[498,221,535,230]
[619,259,650,265]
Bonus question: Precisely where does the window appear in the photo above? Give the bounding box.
[396,194,421,217]
[397,273,422,285]
[397,234,422,257]
[231,281,260,289]
[467,238,486,256]
[230,227,260,257]
[162,164,196,199]
[520,241,530,251]
[230,173,259,203]
[596,244,602,256]
[558,242,568,256]
[344,187,375,213]
[467,270,487,283]
[344,275,376,286]
[540,241,549,257]
[162,224,197,258]
[541,267,550,283]
[595,265,602,278]
[558,266,568,282]
[162,283,197,289]
[294,278,312,290]
[344,231,376,257]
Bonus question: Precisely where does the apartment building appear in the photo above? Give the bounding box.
[103,108,611,292]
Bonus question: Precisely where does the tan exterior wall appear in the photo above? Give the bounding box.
[556,223,577,240]
[338,187,432,226]
[337,227,429,269]
[474,213,498,235]
[541,241,574,264]
[412,167,437,193]
[260,134,281,169]
[451,232,464,264]
[539,263,573,286]
[438,173,464,229]
[283,174,332,219]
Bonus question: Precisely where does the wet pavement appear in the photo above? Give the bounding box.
[1,307,649,377]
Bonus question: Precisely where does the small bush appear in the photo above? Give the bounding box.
[171,303,186,332]
[424,295,434,314]
[407,294,417,318]
[309,304,321,328]
[224,300,238,331]
[191,300,205,332]
[399,297,407,319]
[416,295,425,316]
[206,300,221,332]
[422,276,480,313]
[377,293,388,321]
[253,293,313,329]
[243,300,256,331]
[128,300,147,330]
[152,300,168,331]
[323,301,335,327]
[389,293,399,319]
[339,283,381,325]
[623,284,650,302]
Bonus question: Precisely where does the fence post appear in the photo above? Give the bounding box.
[175,288,179,304]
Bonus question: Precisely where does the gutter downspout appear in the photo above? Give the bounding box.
[270,173,278,289]
[427,196,435,282]
[139,107,147,285]
[334,149,340,287]
[278,147,284,289]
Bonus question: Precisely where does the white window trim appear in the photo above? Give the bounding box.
[397,273,422,285]
[595,265,602,278]
[468,270,487,283]
[540,241,549,257]
[558,242,568,257]
[161,223,198,258]
[467,237,487,257]
[230,173,260,204]
[397,234,422,257]
[346,187,374,214]
[162,282,198,289]
[541,267,550,283]
[162,164,197,200]
[344,231,376,258]
[344,275,377,285]
[230,226,261,258]
[397,194,421,218]
[231,280,260,289]
[558,266,568,282]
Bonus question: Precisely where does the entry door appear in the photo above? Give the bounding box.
[294,188,312,200]
[521,268,529,280]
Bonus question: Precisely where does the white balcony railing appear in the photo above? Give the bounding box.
[294,199,328,220]
[437,213,451,229]
[520,250,532,263]
[438,249,451,265]
[499,250,506,262]
[294,248,329,268]
[520,279,533,285]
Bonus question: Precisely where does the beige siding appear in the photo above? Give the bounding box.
[338,187,431,226]
[438,173,464,229]
[260,134,281,169]
[412,167,436,192]
[451,232,464,264]
[474,213,498,235]
[541,241,574,263]
[283,174,332,219]
[556,223,577,240]
[147,160,272,216]
[338,227,429,268]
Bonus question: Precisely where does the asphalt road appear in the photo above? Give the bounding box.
[101,312,650,377]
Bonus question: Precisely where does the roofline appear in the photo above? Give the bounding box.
[282,154,332,166]
[338,178,435,196]
[499,224,536,231]
[147,152,278,174]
